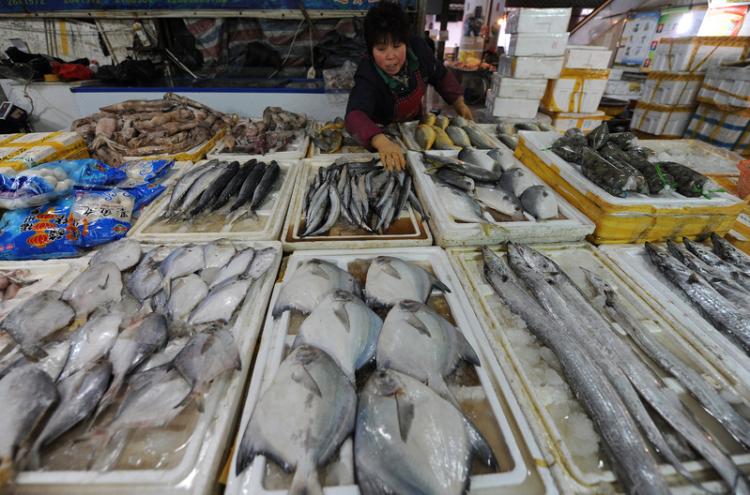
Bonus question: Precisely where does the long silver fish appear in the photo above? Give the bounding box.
[462,123,496,149]
[90,238,142,271]
[711,232,750,272]
[482,247,670,495]
[355,369,496,495]
[684,238,750,293]
[1,290,74,359]
[293,290,382,379]
[164,160,219,217]
[235,345,356,495]
[62,262,123,318]
[173,162,230,218]
[308,183,341,237]
[59,313,121,380]
[365,256,450,307]
[272,259,361,317]
[376,300,478,403]
[0,367,58,488]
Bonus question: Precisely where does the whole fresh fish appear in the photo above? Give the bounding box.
[431,158,503,184]
[141,336,189,371]
[481,247,670,495]
[245,246,277,281]
[415,124,436,150]
[474,185,524,220]
[434,167,475,192]
[188,161,240,217]
[587,123,609,150]
[365,256,450,307]
[90,239,142,271]
[62,262,123,318]
[0,367,58,488]
[188,276,251,325]
[294,290,382,379]
[249,160,280,210]
[446,126,471,148]
[431,125,460,151]
[712,232,750,272]
[585,269,750,449]
[646,242,750,354]
[174,329,240,411]
[463,124,496,149]
[211,160,255,210]
[500,168,536,197]
[175,162,230,217]
[209,247,255,288]
[684,238,750,292]
[487,148,517,171]
[355,369,496,495]
[520,185,558,220]
[376,300,478,402]
[421,113,436,126]
[451,116,470,128]
[200,242,237,285]
[164,160,218,217]
[168,274,209,321]
[159,244,205,291]
[0,339,70,382]
[273,259,361,317]
[95,312,168,419]
[308,184,341,237]
[1,290,74,359]
[435,115,449,130]
[235,345,356,494]
[127,247,167,301]
[301,178,332,235]
[458,148,502,173]
[440,186,488,224]
[59,313,121,380]
[29,361,112,467]
[496,133,518,151]
[229,162,267,212]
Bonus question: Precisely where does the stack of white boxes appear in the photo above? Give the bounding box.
[541,45,612,132]
[632,36,750,137]
[486,8,571,119]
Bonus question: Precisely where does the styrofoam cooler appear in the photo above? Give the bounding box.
[563,45,611,69]
[491,74,548,100]
[684,102,750,151]
[543,110,608,133]
[486,90,541,119]
[650,36,750,72]
[631,102,695,136]
[641,72,703,106]
[506,7,571,34]
[498,55,564,79]
[541,69,609,114]
[508,33,569,57]
[700,66,750,109]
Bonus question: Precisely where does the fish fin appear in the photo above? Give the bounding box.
[98,273,111,290]
[289,456,323,495]
[430,274,451,293]
[91,378,122,425]
[292,364,323,398]
[464,417,498,469]
[179,390,205,413]
[455,330,481,367]
[309,263,331,280]
[380,260,402,279]
[405,313,431,337]
[333,303,350,333]
[395,393,415,443]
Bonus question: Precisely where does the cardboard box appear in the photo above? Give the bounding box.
[497,55,564,79]
[486,91,540,119]
[564,45,612,70]
[506,8,571,34]
[541,68,609,113]
[641,72,703,106]
[631,102,695,136]
[491,74,548,100]
[650,36,750,72]
[508,33,569,57]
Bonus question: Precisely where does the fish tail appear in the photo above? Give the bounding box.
[0,456,14,489]
[178,388,205,412]
[91,379,121,425]
[289,457,323,495]
[430,375,460,408]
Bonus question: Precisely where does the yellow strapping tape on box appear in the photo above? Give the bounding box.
[646,71,705,82]
[542,69,611,113]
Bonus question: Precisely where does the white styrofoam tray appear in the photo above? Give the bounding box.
[448,243,750,494]
[399,121,503,152]
[12,240,283,495]
[225,246,558,495]
[281,157,432,251]
[206,132,310,161]
[128,158,300,242]
[642,139,742,177]
[519,131,745,208]
[407,149,594,247]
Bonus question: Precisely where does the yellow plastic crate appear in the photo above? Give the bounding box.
[515,131,745,244]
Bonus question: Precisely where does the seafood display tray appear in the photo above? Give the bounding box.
[642,139,743,177]
[281,157,433,251]
[225,246,557,495]
[128,158,300,242]
[448,243,750,494]
[516,131,746,244]
[406,149,594,247]
[600,243,750,389]
[309,121,380,157]
[12,240,283,495]
[399,121,504,152]
[206,133,310,161]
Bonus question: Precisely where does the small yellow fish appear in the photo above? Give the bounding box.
[435,115,449,130]
[420,112,437,126]
[415,125,436,150]
[431,125,460,151]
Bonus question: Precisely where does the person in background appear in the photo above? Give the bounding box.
[345,0,473,171]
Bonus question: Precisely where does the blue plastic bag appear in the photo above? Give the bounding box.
[118,159,174,187]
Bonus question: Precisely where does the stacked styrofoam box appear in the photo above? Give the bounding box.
[699,65,750,109]
[487,8,571,119]
[605,65,644,100]
[641,72,704,106]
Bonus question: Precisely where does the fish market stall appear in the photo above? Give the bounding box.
[2,239,282,494]
[516,128,746,244]
[450,243,750,494]
[281,157,432,251]
[407,148,594,246]
[225,246,557,495]
[129,157,299,243]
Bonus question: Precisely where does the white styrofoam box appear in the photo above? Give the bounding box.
[508,33,570,57]
[544,110,608,133]
[488,94,541,119]
[207,133,309,161]
[650,36,750,73]
[643,138,744,177]
[406,150,594,246]
[641,72,703,106]
[506,7,571,34]
[13,239,283,495]
[541,71,608,114]
[604,79,644,99]
[498,55,565,79]
[563,45,612,69]
[700,66,750,109]
[226,247,558,495]
[449,244,750,494]
[491,74,548,100]
[630,102,694,137]
[684,103,750,151]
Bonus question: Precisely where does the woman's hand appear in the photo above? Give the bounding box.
[371,133,406,171]
[453,96,474,121]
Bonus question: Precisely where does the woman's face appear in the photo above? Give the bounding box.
[372,37,406,76]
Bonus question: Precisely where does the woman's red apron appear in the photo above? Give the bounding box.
[393,70,426,122]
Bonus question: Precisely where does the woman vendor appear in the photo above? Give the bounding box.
[345,1,473,170]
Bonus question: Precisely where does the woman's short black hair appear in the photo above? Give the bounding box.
[364,1,410,53]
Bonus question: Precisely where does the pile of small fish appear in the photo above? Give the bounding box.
[221,107,307,154]
[423,149,559,222]
[483,243,750,494]
[646,234,750,354]
[495,120,554,150]
[161,158,280,224]
[414,114,497,150]
[0,239,276,487]
[236,256,497,495]
[72,93,231,166]
[300,159,427,236]
[551,124,711,198]
[0,270,34,302]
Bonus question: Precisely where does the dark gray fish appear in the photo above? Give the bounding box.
[174,162,230,218]
[230,162,267,212]
[434,167,475,192]
[188,161,240,217]
[250,160,280,210]
[211,159,256,210]
[520,185,559,220]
